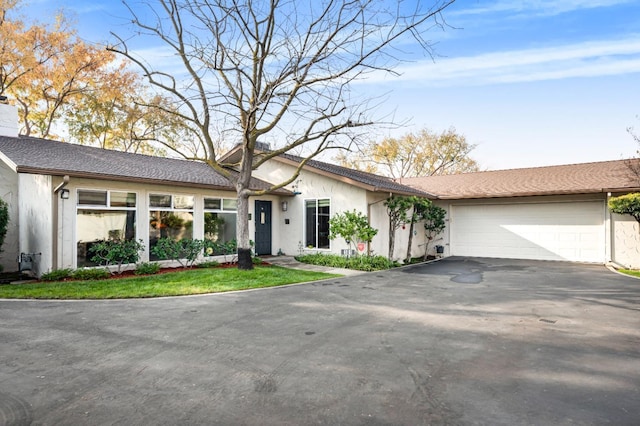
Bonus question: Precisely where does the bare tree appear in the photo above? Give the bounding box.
[627,117,640,184]
[109,0,456,269]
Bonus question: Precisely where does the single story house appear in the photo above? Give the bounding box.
[403,161,640,269]
[0,103,428,275]
[1,101,639,273]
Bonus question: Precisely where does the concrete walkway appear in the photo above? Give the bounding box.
[262,255,365,276]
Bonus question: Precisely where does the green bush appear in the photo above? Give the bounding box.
[0,197,8,253]
[609,193,640,223]
[41,268,74,282]
[72,268,110,280]
[252,256,263,265]
[151,238,204,267]
[135,262,161,275]
[89,239,145,274]
[295,253,398,271]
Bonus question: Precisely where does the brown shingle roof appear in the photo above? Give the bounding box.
[403,159,640,199]
[276,152,432,197]
[0,135,289,194]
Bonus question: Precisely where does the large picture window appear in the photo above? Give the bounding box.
[76,190,137,267]
[305,199,330,249]
[149,193,194,260]
[203,197,237,255]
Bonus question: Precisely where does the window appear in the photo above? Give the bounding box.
[76,190,137,267]
[149,194,194,260]
[203,197,237,255]
[305,199,330,249]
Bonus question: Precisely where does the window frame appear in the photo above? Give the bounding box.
[75,189,139,268]
[304,197,331,250]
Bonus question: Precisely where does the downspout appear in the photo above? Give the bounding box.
[605,192,613,264]
[52,175,70,270]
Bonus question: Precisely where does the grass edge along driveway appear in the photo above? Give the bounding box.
[0,266,340,299]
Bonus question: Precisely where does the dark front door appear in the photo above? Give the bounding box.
[254,200,272,255]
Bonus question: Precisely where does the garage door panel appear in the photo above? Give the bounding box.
[451,202,605,263]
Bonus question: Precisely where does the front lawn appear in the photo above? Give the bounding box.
[0,266,339,299]
[619,269,640,278]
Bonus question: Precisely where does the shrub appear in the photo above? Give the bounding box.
[151,238,204,267]
[609,193,640,223]
[89,239,145,274]
[252,256,263,265]
[0,198,8,252]
[72,268,110,280]
[41,268,73,282]
[135,262,161,275]
[295,253,398,271]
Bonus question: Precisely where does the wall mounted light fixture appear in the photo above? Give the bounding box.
[281,201,288,212]
[60,189,70,200]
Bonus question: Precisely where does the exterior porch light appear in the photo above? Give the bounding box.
[281,201,288,212]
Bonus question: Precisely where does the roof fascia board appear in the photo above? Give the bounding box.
[0,150,17,172]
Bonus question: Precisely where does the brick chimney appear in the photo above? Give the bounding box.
[0,97,19,137]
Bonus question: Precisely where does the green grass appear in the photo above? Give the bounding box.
[619,269,640,278]
[0,266,340,299]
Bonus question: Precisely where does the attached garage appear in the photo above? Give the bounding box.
[450,201,606,262]
[403,160,640,268]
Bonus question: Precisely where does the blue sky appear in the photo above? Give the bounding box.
[26,0,640,170]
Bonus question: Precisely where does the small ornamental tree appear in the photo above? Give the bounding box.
[608,193,640,225]
[384,196,414,260]
[328,210,378,256]
[421,204,447,260]
[405,197,433,263]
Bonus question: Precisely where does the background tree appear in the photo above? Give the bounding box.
[0,0,187,153]
[337,127,479,179]
[627,116,640,184]
[109,0,457,269]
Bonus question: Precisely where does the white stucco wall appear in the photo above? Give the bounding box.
[251,160,376,256]
[58,178,244,269]
[0,161,19,272]
[18,174,53,276]
[611,213,640,269]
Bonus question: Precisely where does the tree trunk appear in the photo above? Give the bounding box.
[388,217,395,260]
[406,219,415,263]
[236,147,254,270]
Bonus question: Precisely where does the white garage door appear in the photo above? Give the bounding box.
[450,202,605,263]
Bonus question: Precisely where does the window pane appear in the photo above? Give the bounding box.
[204,198,221,210]
[318,200,330,249]
[150,194,171,208]
[78,190,107,206]
[222,198,237,211]
[76,209,136,267]
[305,200,317,248]
[110,192,136,207]
[149,211,194,260]
[204,212,237,255]
[173,195,194,210]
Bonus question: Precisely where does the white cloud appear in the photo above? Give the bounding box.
[363,37,640,86]
[453,0,635,18]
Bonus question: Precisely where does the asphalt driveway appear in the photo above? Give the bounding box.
[1,257,639,425]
